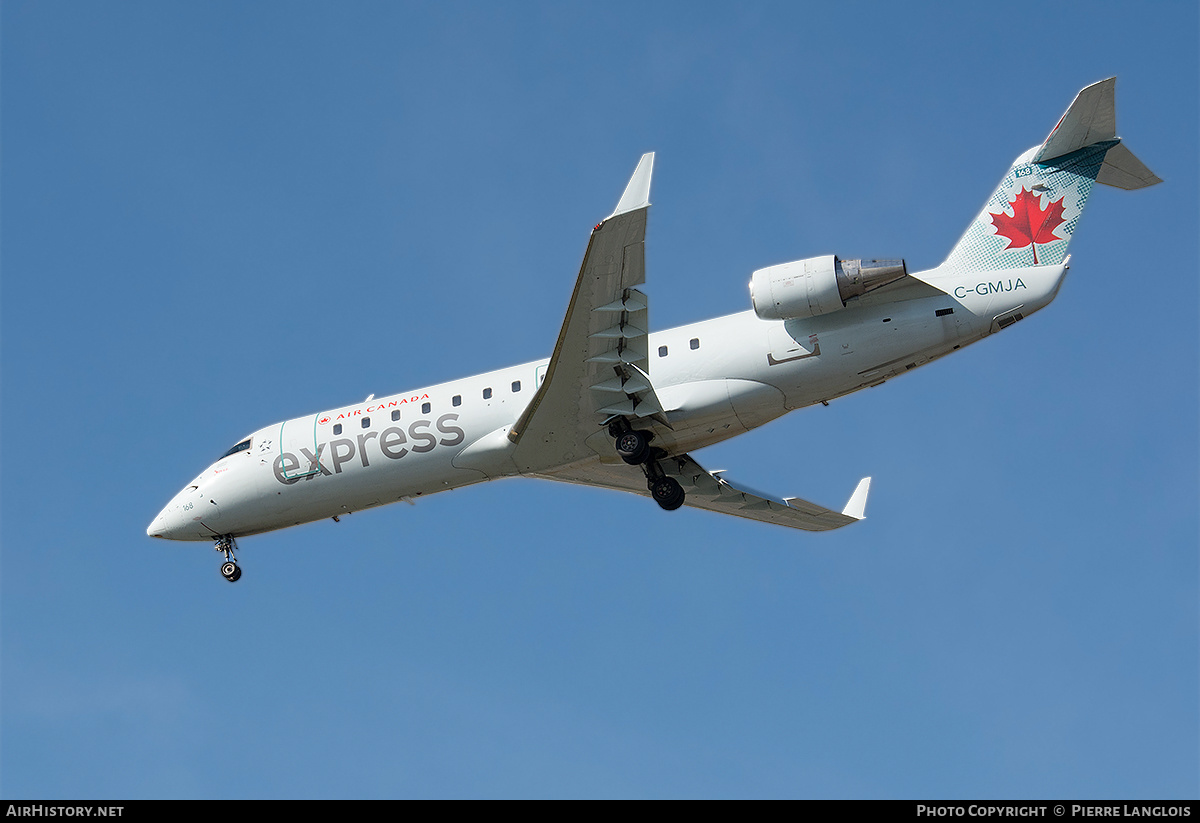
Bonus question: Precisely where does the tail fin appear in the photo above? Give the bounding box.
[941,78,1160,274]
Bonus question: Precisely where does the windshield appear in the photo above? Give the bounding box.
[220,438,252,459]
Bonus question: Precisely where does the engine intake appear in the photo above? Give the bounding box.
[750,255,907,320]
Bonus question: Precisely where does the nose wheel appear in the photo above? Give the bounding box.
[214,535,243,582]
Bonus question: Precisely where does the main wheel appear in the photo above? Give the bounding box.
[616,430,651,465]
[221,561,241,582]
[650,477,685,511]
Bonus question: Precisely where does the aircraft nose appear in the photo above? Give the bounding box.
[148,484,220,541]
[147,500,187,540]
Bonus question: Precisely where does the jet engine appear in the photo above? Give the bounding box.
[749,255,908,320]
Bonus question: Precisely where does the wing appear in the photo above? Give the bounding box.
[505,154,869,531]
[508,153,666,473]
[536,453,871,532]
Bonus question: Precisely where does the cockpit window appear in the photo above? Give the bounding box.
[221,438,252,459]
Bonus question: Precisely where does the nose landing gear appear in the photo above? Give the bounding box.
[214,535,242,582]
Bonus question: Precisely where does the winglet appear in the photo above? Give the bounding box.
[610,152,654,217]
[841,477,871,520]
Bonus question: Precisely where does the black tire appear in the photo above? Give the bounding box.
[221,561,240,581]
[651,477,685,511]
[616,430,651,465]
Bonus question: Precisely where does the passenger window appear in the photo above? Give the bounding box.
[452,395,462,407]
[422,402,431,414]
[658,345,668,357]
[512,381,521,393]
[391,410,401,421]
[333,424,343,435]
[690,338,700,350]
[362,417,370,429]
[483,388,492,399]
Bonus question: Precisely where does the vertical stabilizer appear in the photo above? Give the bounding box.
[940,78,1159,275]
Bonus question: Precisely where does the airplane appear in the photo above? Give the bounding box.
[148,78,1159,582]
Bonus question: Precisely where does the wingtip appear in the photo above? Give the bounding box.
[842,476,871,520]
[610,152,655,217]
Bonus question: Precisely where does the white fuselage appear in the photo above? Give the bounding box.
[147,262,1067,541]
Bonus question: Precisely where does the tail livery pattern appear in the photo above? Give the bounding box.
[941,143,1109,274]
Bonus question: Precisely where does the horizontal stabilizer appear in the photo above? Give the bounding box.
[1096,142,1162,189]
[1031,77,1161,189]
[1034,77,1117,163]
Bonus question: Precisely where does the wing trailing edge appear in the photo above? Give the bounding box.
[540,455,868,533]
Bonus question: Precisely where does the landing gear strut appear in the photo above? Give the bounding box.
[214,535,242,582]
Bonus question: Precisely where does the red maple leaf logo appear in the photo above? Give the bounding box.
[990,188,1066,264]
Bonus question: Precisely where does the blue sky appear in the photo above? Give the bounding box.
[2,1,1196,799]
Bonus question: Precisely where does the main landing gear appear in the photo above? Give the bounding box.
[608,419,685,511]
[214,535,242,582]
[615,428,652,465]
[645,464,686,511]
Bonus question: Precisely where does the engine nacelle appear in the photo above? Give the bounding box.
[749,255,908,320]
